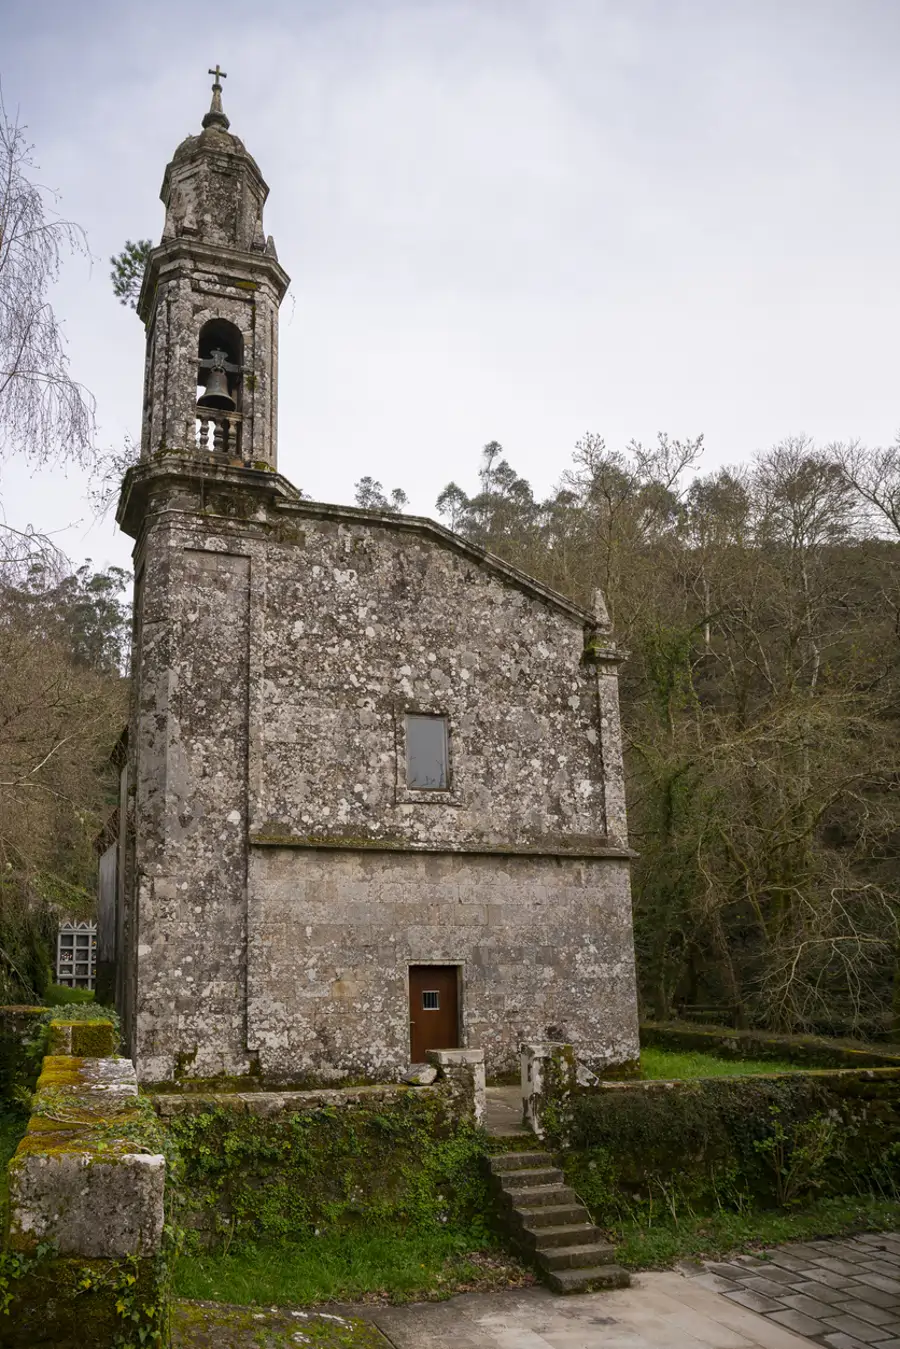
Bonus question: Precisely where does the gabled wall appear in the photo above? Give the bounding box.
[119,460,638,1083]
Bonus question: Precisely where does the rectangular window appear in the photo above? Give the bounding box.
[406,714,449,790]
[422,990,440,1010]
[56,922,97,990]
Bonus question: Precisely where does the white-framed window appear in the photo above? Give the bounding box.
[56,921,97,990]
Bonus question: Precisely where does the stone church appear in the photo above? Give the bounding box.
[111,73,640,1085]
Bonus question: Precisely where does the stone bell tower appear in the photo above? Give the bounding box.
[137,67,290,468]
[115,71,300,1080]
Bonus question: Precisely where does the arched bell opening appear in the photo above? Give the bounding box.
[196,319,244,457]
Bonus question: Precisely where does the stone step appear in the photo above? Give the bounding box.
[537,1242,618,1271]
[486,1149,630,1294]
[513,1203,588,1229]
[489,1152,554,1173]
[500,1167,564,1190]
[522,1222,603,1250]
[501,1184,578,1209]
[545,1264,631,1295]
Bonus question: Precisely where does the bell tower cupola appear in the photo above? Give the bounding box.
[137,68,290,469]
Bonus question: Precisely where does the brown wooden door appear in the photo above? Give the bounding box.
[409,965,459,1062]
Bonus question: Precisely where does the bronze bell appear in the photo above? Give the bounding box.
[197,367,236,412]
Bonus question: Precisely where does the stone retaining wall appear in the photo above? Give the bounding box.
[2,1023,167,1348]
[522,1042,900,1224]
[155,1049,489,1249]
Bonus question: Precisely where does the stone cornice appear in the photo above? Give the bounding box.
[138,237,291,322]
[248,832,635,860]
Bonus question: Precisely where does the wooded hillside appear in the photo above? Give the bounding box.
[0,556,129,1001]
[423,434,900,1036]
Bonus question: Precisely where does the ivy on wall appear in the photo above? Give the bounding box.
[166,1093,492,1250]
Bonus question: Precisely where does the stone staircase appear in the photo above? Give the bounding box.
[488,1150,630,1294]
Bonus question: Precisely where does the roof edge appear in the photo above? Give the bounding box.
[115,453,619,642]
[138,237,290,321]
[278,496,601,630]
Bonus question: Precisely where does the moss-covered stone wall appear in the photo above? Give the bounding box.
[548,1068,900,1226]
[2,1029,167,1348]
[159,1081,491,1250]
[0,1006,120,1104]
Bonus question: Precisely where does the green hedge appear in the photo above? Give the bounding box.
[164,1089,491,1251]
[555,1070,900,1226]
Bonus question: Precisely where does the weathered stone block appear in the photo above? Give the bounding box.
[521,1041,576,1140]
[9,1150,165,1256]
[4,1051,167,1346]
[46,1017,117,1058]
[427,1048,486,1126]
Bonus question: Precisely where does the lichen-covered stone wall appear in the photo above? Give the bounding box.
[248,849,637,1081]
[119,460,639,1083]
[254,512,623,851]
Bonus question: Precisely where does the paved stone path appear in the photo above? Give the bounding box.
[173,1232,900,1347]
[692,1232,900,1348]
[485,1085,528,1137]
[368,1271,813,1346]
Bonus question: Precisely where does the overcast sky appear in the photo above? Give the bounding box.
[3,0,900,574]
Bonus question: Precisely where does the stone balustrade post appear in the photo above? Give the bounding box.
[521,1041,577,1141]
[426,1048,486,1127]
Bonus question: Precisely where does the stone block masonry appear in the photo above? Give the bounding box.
[249,849,638,1082]
[118,460,640,1085]
[3,1030,166,1349]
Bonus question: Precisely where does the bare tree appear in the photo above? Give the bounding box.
[835,438,900,539]
[0,92,95,465]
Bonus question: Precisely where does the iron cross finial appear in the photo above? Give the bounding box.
[203,65,230,130]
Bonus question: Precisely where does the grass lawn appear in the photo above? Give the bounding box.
[613,1194,900,1268]
[174,1230,532,1308]
[640,1046,801,1079]
[44,983,95,1005]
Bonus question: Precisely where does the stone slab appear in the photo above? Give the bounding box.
[694,1231,900,1348]
[8,1053,165,1259]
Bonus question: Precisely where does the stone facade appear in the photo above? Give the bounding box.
[114,80,640,1085]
